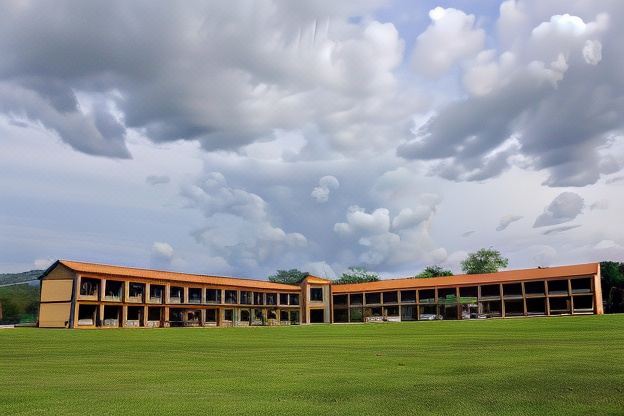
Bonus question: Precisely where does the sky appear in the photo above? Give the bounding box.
[1,0,623,279]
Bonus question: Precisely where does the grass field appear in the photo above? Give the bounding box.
[1,315,623,416]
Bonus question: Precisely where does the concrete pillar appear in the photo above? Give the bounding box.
[123,281,129,303]
[164,306,170,327]
[122,305,128,327]
[98,304,105,327]
[165,283,170,304]
[100,279,106,301]
[143,305,149,327]
[145,283,150,304]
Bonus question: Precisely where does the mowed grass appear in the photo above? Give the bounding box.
[1,315,624,416]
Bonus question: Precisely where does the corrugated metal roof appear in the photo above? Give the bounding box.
[55,260,300,291]
[331,263,599,293]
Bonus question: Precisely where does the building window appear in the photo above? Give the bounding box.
[206,289,221,303]
[205,309,217,323]
[240,291,252,305]
[310,309,324,323]
[253,292,264,305]
[188,288,202,303]
[382,291,398,304]
[310,288,323,302]
[266,293,277,305]
[365,292,381,305]
[104,281,123,300]
[333,308,348,323]
[170,286,184,303]
[280,310,289,322]
[224,309,234,321]
[279,293,289,305]
[349,293,363,305]
[79,278,99,296]
[289,294,300,305]
[129,283,145,299]
[225,290,238,304]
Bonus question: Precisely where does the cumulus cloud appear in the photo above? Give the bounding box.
[412,7,485,77]
[311,175,339,203]
[146,175,170,186]
[534,192,584,227]
[399,8,622,187]
[496,214,523,231]
[590,199,608,210]
[333,197,445,267]
[150,242,175,269]
[0,1,421,159]
[182,171,307,272]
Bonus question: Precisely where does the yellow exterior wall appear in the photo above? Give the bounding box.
[39,303,72,328]
[41,279,74,302]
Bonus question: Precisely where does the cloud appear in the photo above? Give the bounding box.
[461,231,475,237]
[496,214,523,231]
[542,224,581,235]
[530,245,557,267]
[411,7,485,77]
[150,242,175,269]
[311,175,339,203]
[182,171,307,272]
[33,258,54,270]
[0,1,422,159]
[146,175,170,186]
[399,9,622,187]
[534,192,584,227]
[590,199,609,210]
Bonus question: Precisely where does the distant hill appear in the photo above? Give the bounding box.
[0,270,44,286]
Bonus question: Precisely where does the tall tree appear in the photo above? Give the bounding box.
[461,248,509,274]
[268,269,308,285]
[415,265,454,278]
[334,267,379,285]
[600,261,624,313]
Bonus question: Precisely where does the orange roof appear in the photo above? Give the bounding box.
[303,275,332,285]
[49,260,300,291]
[331,263,599,293]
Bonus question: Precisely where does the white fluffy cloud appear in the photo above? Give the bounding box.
[534,192,584,227]
[412,7,485,77]
[311,175,340,203]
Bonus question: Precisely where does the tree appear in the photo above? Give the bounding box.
[334,267,380,285]
[461,248,509,274]
[268,269,309,285]
[415,265,453,278]
[600,261,624,313]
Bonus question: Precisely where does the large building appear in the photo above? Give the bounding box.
[38,260,603,328]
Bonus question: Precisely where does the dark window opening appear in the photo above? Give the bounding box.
[460,303,479,320]
[365,292,381,304]
[205,309,217,323]
[290,310,300,325]
[205,289,221,303]
[548,280,569,295]
[254,292,264,305]
[400,290,416,303]
[401,305,417,321]
[280,310,289,322]
[439,304,458,320]
[333,294,348,306]
[128,283,145,300]
[188,288,202,303]
[127,306,143,322]
[333,308,349,323]
[480,284,501,299]
[549,297,571,314]
[479,300,502,318]
[105,281,123,299]
[571,278,592,293]
[253,308,264,324]
[225,290,238,304]
[103,306,121,326]
[147,307,162,321]
[573,295,594,312]
[150,285,164,302]
[310,288,324,302]
[310,309,325,323]
[349,307,363,322]
[169,309,184,323]
[240,291,252,305]
[524,281,545,296]
[418,289,435,304]
[349,293,363,305]
[526,298,546,315]
[170,286,184,303]
[268,309,277,320]
[364,307,382,318]
[504,299,524,316]
[289,294,300,306]
[418,304,438,320]
[266,293,277,305]
[503,283,523,298]
[240,309,251,322]
[77,304,97,325]
[224,309,234,321]
[80,278,99,296]
[382,291,398,304]
[384,306,399,316]
[437,288,457,305]
[279,293,289,305]
[459,286,478,304]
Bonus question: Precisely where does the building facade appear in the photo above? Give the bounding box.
[38,260,602,329]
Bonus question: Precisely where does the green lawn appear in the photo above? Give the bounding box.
[1,315,623,416]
